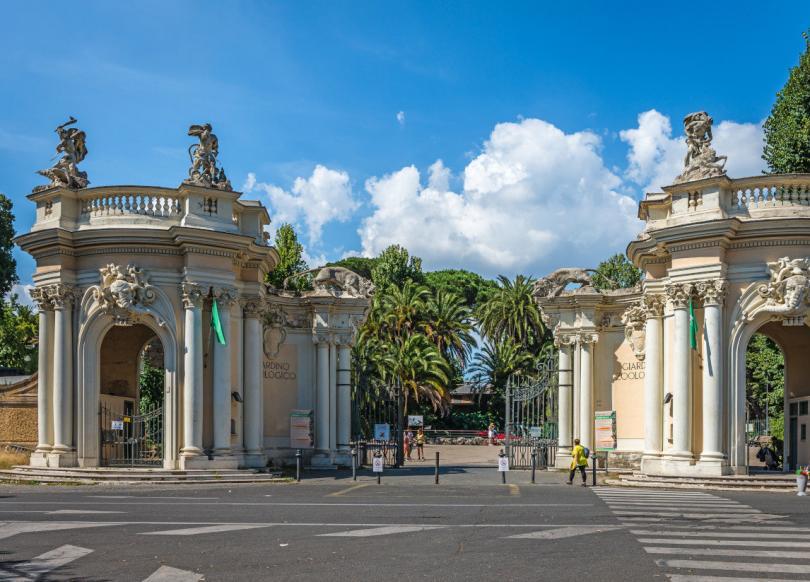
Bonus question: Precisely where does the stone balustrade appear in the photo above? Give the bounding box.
[727,176,810,212]
[79,188,184,220]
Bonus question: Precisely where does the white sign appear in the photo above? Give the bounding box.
[407,415,424,427]
[374,423,390,441]
[372,456,384,473]
[111,420,124,431]
[529,426,543,438]
[498,456,509,472]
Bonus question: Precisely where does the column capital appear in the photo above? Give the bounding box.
[696,279,726,307]
[578,332,599,345]
[642,293,665,318]
[665,282,694,309]
[335,332,355,348]
[240,295,263,318]
[553,332,577,348]
[47,284,76,310]
[181,283,205,309]
[214,286,239,306]
[313,332,332,345]
[30,287,54,311]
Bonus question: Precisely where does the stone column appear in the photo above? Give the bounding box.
[180,284,204,459]
[212,288,236,457]
[337,338,352,450]
[315,335,331,451]
[667,283,693,459]
[242,298,264,462]
[51,285,74,457]
[232,302,245,455]
[698,280,726,467]
[32,290,53,454]
[555,335,574,458]
[329,341,338,450]
[642,295,664,458]
[579,333,597,450]
[572,338,581,440]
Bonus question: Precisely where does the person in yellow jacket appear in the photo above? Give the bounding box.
[567,438,588,486]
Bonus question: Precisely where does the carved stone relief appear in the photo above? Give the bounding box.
[756,257,810,325]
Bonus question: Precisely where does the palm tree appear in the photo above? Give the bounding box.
[423,290,476,367]
[378,333,451,414]
[477,274,545,349]
[468,338,535,392]
[378,280,431,339]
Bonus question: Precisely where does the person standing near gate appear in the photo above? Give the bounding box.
[416,427,426,461]
[487,422,496,446]
[567,438,588,486]
[404,429,412,461]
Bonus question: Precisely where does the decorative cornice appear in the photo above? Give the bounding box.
[181,283,205,309]
[696,279,726,306]
[668,240,724,253]
[729,239,810,250]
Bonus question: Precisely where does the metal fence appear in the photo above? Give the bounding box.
[508,442,558,469]
[100,403,163,467]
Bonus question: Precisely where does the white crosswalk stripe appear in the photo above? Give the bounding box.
[595,488,800,581]
[0,545,93,581]
[142,565,204,581]
[141,524,271,536]
[319,525,446,537]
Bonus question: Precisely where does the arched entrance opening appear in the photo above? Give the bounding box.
[744,332,785,472]
[98,324,165,466]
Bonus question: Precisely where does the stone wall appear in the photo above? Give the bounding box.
[0,374,37,447]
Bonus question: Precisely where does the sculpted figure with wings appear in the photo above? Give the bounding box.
[34,116,90,191]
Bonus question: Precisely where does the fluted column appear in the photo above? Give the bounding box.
[643,295,664,458]
[32,290,53,453]
[699,280,725,464]
[242,298,264,458]
[337,338,352,450]
[51,285,74,455]
[667,283,693,459]
[232,302,245,454]
[555,335,574,456]
[180,284,204,458]
[212,288,236,456]
[579,333,597,450]
[315,334,331,451]
[572,338,581,440]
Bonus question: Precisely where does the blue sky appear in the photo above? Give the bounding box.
[1,2,808,295]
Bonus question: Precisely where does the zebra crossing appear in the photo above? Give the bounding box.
[595,487,802,581]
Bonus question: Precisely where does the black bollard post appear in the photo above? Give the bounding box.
[499,449,507,484]
[373,450,383,485]
[531,451,537,484]
[435,451,440,485]
[351,448,357,481]
[296,449,302,483]
[592,454,597,487]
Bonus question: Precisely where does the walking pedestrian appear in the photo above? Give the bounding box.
[567,438,588,486]
[404,430,412,461]
[488,422,496,446]
[416,427,426,461]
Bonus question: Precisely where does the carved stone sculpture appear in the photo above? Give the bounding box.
[183,123,233,191]
[757,257,810,325]
[263,305,289,358]
[284,266,375,298]
[533,267,595,299]
[34,117,89,192]
[621,301,647,361]
[674,111,727,184]
[93,264,156,325]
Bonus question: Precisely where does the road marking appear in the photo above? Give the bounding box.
[142,565,204,581]
[600,500,745,507]
[0,501,589,508]
[632,530,807,540]
[327,483,370,497]
[0,521,121,540]
[609,506,760,513]
[89,496,219,501]
[645,546,810,559]
[142,524,270,536]
[627,523,803,532]
[319,525,446,537]
[638,538,810,548]
[654,559,809,575]
[508,484,520,496]
[507,525,624,540]
[615,511,777,519]
[47,509,125,515]
[667,575,796,582]
[0,545,92,581]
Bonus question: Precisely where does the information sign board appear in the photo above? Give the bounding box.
[290,409,314,449]
[407,415,424,427]
[372,456,384,473]
[498,456,509,472]
[373,423,390,441]
[111,420,124,431]
[594,410,617,451]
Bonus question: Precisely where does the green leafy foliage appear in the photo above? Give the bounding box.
[267,223,309,290]
[745,333,785,440]
[326,257,378,280]
[424,269,497,309]
[591,253,642,291]
[477,274,545,349]
[370,244,424,291]
[763,31,810,174]
[0,295,37,374]
[138,360,164,414]
[0,194,16,299]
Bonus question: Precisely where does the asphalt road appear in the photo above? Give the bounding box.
[0,468,808,581]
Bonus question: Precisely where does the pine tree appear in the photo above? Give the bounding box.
[763,30,810,174]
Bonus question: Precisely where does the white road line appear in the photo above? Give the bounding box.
[596,493,721,499]
[607,505,755,512]
[0,501,588,508]
[621,517,789,525]
[667,575,798,582]
[0,545,93,581]
[141,524,271,536]
[507,526,625,540]
[645,546,810,559]
[47,509,125,515]
[0,521,121,541]
[654,559,809,575]
[632,530,808,540]
[625,523,802,532]
[142,565,204,582]
[615,512,771,519]
[319,525,446,537]
[638,538,810,548]
[89,496,219,501]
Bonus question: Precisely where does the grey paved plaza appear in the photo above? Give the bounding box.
[0,463,808,581]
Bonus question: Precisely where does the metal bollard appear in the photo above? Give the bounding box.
[435,451,440,485]
[591,454,597,487]
[499,449,507,484]
[351,448,357,481]
[296,449,302,482]
[531,451,536,484]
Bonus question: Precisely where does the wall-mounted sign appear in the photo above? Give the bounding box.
[111,420,124,431]
[595,410,617,451]
[374,423,390,441]
[407,415,423,427]
[290,409,314,449]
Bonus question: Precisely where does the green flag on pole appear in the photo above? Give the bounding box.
[689,297,698,350]
[211,298,226,346]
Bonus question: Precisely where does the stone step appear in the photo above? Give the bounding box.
[0,467,286,484]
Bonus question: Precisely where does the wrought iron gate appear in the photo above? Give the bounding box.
[352,381,403,467]
[505,354,563,468]
[100,403,163,466]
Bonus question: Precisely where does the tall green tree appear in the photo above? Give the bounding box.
[326,257,378,280]
[763,30,810,174]
[138,360,164,414]
[591,253,642,291]
[423,290,476,368]
[477,274,545,349]
[370,244,423,291]
[0,194,17,298]
[424,269,497,309]
[746,333,785,440]
[267,223,309,290]
[0,296,37,374]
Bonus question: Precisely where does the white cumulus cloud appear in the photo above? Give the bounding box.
[244,165,358,246]
[396,111,406,126]
[358,118,641,277]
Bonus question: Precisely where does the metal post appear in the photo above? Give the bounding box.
[351,447,357,481]
[591,454,596,487]
[499,449,506,484]
[435,451,440,485]
[505,379,511,456]
[296,449,302,482]
[531,450,536,484]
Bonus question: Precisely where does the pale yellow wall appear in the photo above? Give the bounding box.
[611,340,645,443]
[263,344,299,438]
[0,406,36,444]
